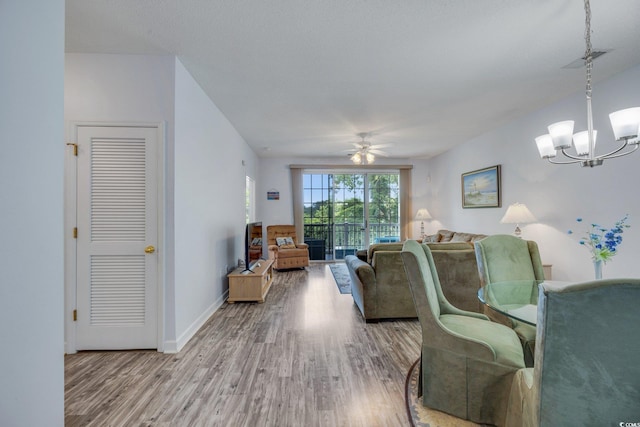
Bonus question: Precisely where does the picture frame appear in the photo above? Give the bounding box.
[461,165,501,208]
[267,190,280,200]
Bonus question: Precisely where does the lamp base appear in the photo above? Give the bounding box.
[513,225,522,238]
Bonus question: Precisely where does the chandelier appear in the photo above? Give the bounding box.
[534,0,640,167]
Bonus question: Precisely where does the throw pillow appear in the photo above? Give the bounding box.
[451,232,474,242]
[276,236,296,249]
[437,229,455,242]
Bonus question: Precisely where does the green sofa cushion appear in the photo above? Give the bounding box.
[440,314,524,367]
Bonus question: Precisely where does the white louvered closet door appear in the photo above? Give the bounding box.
[76,125,158,350]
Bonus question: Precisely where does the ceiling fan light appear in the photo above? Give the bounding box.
[548,121,574,149]
[535,134,556,159]
[351,152,362,164]
[609,107,640,140]
[573,130,597,156]
[366,152,375,164]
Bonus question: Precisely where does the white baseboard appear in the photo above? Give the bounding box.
[167,289,229,353]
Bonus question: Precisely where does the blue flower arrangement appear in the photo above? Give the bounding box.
[568,215,630,263]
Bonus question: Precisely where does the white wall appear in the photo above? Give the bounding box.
[0,1,65,425]
[173,58,258,350]
[425,64,640,282]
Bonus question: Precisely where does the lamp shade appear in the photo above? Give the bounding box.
[573,130,597,156]
[609,107,640,140]
[500,203,537,224]
[415,208,432,220]
[548,120,574,149]
[535,134,556,159]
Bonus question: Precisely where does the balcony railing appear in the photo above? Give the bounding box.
[303,222,400,260]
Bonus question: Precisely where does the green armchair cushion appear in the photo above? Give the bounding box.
[440,314,524,367]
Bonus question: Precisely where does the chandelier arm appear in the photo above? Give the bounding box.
[558,148,587,161]
[551,142,638,165]
[547,157,583,165]
[591,140,630,159]
[600,142,639,160]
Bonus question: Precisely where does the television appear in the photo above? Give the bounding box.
[244,221,263,271]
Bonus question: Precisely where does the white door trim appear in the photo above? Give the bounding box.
[64,121,165,354]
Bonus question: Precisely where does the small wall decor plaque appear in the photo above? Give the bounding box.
[267,190,280,200]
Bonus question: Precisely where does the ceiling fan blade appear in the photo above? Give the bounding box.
[370,143,393,150]
[369,149,388,156]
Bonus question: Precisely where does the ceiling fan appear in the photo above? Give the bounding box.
[348,132,390,164]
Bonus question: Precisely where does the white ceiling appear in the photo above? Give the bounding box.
[65,0,640,160]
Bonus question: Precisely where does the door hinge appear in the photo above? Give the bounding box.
[73,227,78,239]
[67,143,78,156]
[73,309,77,321]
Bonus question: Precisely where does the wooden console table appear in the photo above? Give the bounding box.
[227,259,274,303]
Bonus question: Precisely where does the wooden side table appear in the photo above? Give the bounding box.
[227,259,274,303]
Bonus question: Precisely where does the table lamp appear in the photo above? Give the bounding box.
[415,208,432,239]
[500,203,537,237]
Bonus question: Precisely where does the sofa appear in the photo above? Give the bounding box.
[421,228,488,244]
[345,234,485,322]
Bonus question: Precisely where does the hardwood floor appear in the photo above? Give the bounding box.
[65,264,423,426]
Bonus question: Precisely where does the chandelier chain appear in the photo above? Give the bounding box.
[584,0,592,98]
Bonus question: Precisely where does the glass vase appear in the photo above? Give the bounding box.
[593,260,603,280]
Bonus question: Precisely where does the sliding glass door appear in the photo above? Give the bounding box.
[303,172,399,260]
[332,173,366,259]
[368,173,400,244]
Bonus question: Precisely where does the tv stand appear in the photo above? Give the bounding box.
[227,259,274,303]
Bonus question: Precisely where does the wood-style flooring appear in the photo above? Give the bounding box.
[65,264,425,426]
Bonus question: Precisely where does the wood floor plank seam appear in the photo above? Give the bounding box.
[65,264,435,426]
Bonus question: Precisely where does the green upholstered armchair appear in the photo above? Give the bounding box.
[506,279,640,427]
[401,240,525,426]
[474,235,545,367]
